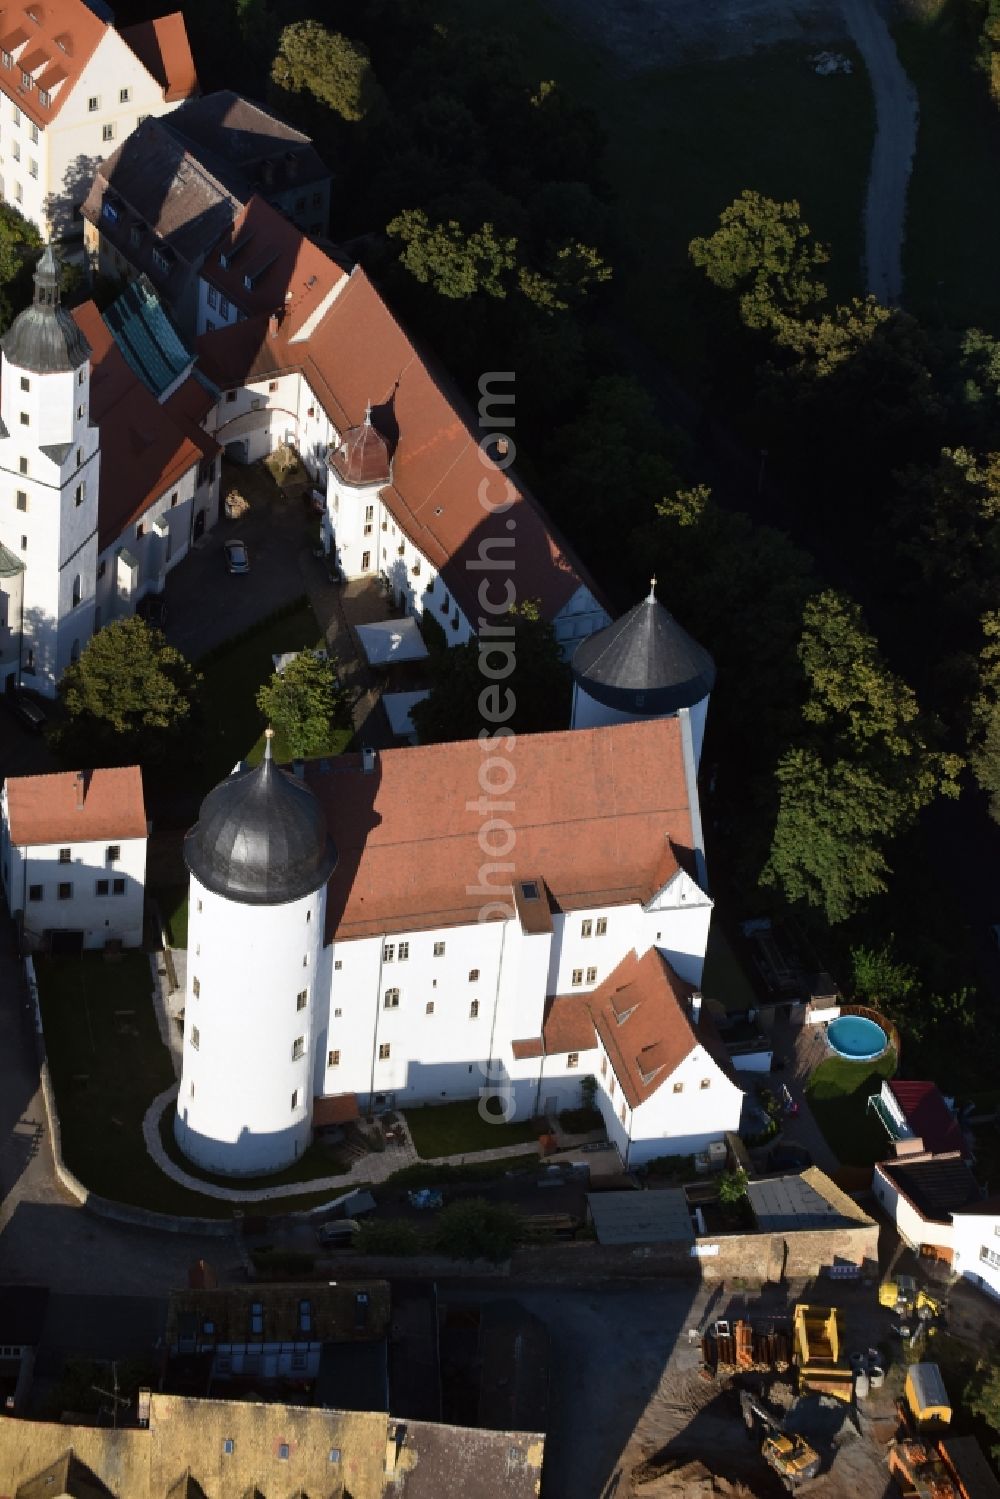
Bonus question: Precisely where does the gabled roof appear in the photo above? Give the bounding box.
[877,1151,981,1225]
[590,947,703,1109]
[15,1450,113,1499]
[202,193,346,322]
[4,766,146,846]
[542,993,596,1055]
[104,275,193,400]
[120,12,198,102]
[71,300,217,549]
[82,118,239,279]
[197,266,606,623]
[888,1079,965,1156]
[304,718,693,942]
[162,90,331,198]
[0,0,107,128]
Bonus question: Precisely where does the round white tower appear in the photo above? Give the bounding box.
[175,733,338,1176]
[570,580,716,766]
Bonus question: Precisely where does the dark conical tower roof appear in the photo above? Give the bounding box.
[571,582,715,715]
[1,244,91,373]
[184,735,337,905]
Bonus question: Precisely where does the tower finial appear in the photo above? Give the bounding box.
[33,243,60,309]
[264,727,274,762]
[648,575,657,602]
[364,399,372,427]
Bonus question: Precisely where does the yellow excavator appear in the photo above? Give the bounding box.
[740,1390,821,1490]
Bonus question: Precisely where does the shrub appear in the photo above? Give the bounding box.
[433,1198,519,1262]
[558,1105,603,1133]
[643,1153,697,1180]
[356,1220,420,1256]
[251,1248,316,1277]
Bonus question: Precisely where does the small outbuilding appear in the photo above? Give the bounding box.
[586,1189,694,1247]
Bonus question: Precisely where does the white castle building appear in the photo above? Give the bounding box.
[174,598,743,1177]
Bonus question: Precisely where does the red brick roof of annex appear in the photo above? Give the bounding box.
[201,193,346,323]
[196,265,606,626]
[306,717,694,944]
[71,300,218,550]
[4,765,146,846]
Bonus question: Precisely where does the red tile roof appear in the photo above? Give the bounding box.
[197,267,605,623]
[589,948,704,1109]
[888,1080,965,1156]
[4,765,146,845]
[202,194,345,322]
[511,1038,544,1061]
[312,1093,360,1127]
[0,0,105,127]
[71,301,218,549]
[306,718,693,942]
[542,994,596,1056]
[120,12,198,101]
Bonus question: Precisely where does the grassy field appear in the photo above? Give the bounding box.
[36,953,348,1219]
[158,885,188,949]
[157,1101,352,1193]
[194,598,351,795]
[404,1099,542,1158]
[806,1048,898,1166]
[447,0,872,372]
[895,2,1000,333]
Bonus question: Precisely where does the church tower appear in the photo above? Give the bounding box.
[0,246,99,697]
[176,734,338,1176]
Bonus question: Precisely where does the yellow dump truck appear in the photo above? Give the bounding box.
[792,1303,854,1401]
[904,1362,952,1430]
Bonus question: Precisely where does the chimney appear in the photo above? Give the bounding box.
[268,308,282,337]
[690,991,702,1027]
[362,747,377,774]
[75,771,86,810]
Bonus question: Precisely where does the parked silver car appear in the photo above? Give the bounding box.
[224,539,250,574]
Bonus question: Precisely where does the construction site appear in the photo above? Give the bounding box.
[611,1272,1000,1499]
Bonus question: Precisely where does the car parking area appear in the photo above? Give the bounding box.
[163,460,319,661]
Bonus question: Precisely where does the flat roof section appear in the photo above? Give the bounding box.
[587,1188,694,1246]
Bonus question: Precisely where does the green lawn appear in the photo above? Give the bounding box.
[702,922,760,1014]
[447,0,872,372]
[404,1100,542,1159]
[158,1101,352,1193]
[36,953,350,1219]
[895,4,1000,333]
[806,1049,898,1167]
[194,598,351,795]
[158,885,188,949]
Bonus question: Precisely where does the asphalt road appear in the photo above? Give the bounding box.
[840,0,918,305]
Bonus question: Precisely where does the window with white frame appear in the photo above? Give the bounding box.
[384,988,400,1008]
[581,919,592,938]
[596,916,608,936]
[567,1052,579,1069]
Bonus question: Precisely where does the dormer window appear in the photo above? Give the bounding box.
[38,89,49,107]
[1,52,11,68]
[21,72,32,90]
[152,249,169,274]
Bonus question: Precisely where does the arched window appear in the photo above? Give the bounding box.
[71,574,81,606]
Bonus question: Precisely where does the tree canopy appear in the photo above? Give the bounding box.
[411,602,571,744]
[55,617,201,767]
[256,649,350,759]
[270,21,383,122]
[688,190,829,330]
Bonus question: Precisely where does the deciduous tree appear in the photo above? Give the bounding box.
[256,650,350,759]
[55,617,201,767]
[270,21,383,122]
[688,190,829,330]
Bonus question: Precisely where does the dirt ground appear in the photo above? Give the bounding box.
[614,1280,905,1499]
[547,0,847,70]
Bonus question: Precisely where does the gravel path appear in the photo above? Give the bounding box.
[840,0,918,304]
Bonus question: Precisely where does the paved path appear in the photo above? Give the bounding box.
[143,1086,541,1202]
[767,1014,841,1175]
[840,0,918,304]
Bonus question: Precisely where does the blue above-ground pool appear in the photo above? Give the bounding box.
[827,1013,887,1062]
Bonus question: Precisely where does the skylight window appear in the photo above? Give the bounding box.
[521,881,540,901]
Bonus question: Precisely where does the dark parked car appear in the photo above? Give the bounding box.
[7,689,46,734]
[765,1143,813,1173]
